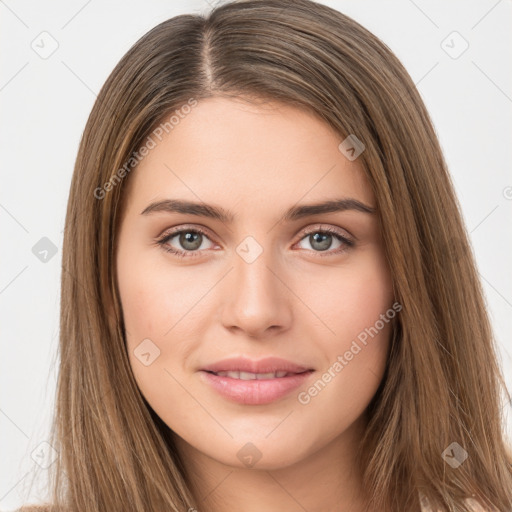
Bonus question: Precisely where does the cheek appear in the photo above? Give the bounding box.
[117,255,196,414]
[117,244,203,340]
[297,248,394,406]
[116,245,210,389]
[303,249,394,344]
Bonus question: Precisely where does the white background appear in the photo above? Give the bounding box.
[1,0,511,509]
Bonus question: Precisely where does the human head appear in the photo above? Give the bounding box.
[49,1,512,511]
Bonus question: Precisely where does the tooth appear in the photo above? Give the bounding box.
[213,370,293,379]
[239,371,256,380]
[256,372,276,379]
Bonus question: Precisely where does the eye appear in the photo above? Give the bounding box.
[294,226,354,256]
[156,224,354,259]
[156,226,216,259]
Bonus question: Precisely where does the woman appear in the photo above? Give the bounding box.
[18,0,512,510]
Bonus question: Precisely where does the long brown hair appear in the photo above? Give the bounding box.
[18,0,512,510]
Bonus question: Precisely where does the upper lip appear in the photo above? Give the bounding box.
[201,357,313,374]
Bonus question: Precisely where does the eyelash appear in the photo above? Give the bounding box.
[155,225,354,259]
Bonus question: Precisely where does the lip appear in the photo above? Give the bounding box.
[199,357,315,405]
[199,369,314,405]
[201,356,313,374]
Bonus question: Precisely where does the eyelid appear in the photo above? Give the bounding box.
[296,223,354,243]
[157,223,353,243]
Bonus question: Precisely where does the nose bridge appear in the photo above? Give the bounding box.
[233,234,281,306]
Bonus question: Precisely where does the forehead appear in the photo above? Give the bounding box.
[123,96,374,216]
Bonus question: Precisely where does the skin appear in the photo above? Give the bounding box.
[116,96,394,512]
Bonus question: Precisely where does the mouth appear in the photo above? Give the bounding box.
[200,355,314,376]
[203,369,312,380]
[199,369,315,405]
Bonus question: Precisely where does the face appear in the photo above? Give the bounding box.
[116,96,394,472]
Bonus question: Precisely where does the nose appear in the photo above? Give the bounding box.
[220,244,293,339]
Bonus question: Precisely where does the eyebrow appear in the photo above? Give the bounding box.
[140,197,376,223]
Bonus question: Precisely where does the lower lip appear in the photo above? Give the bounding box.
[199,370,314,405]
